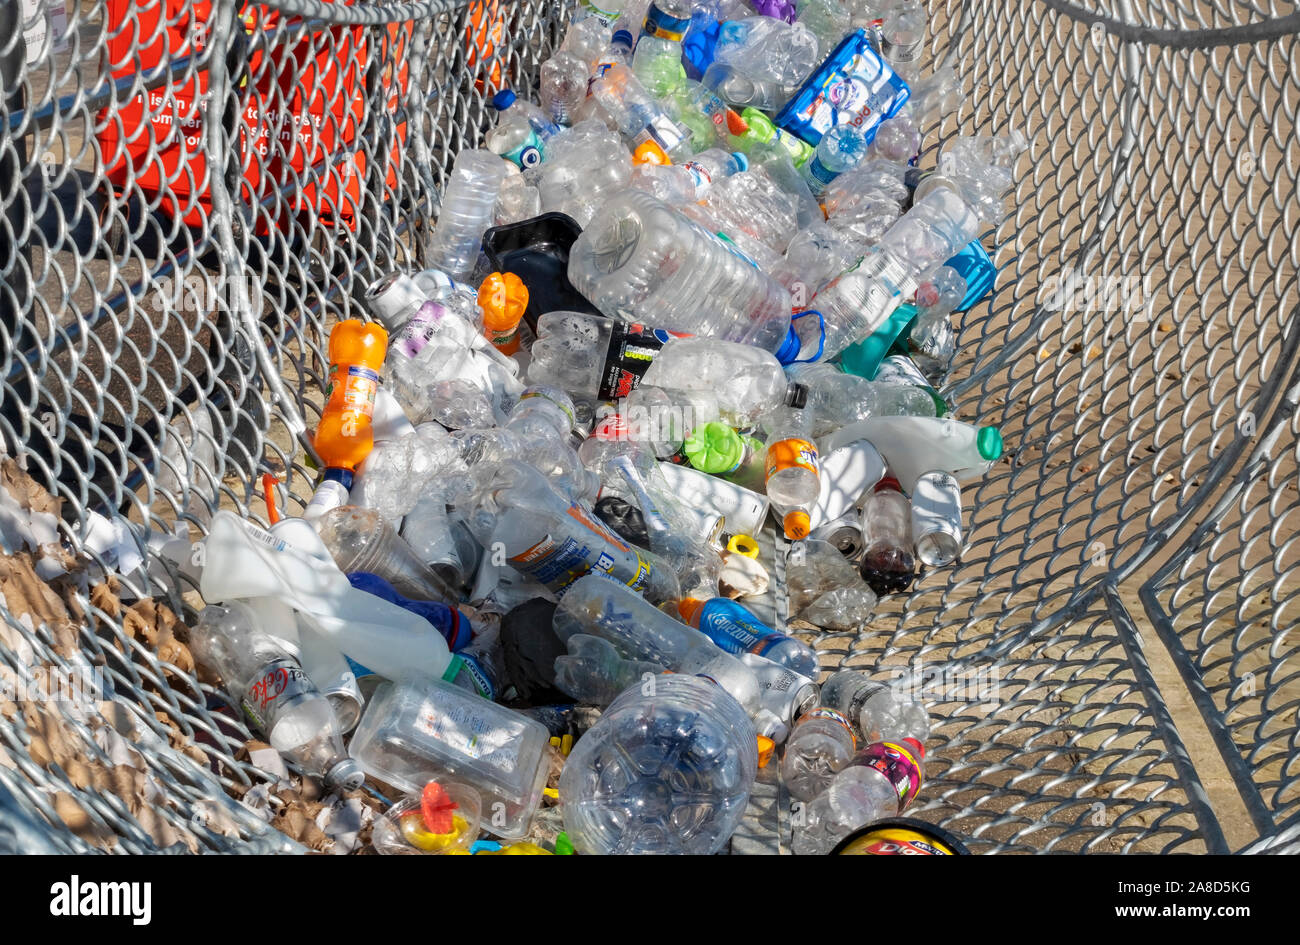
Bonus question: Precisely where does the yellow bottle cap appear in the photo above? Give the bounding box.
[727,534,760,558]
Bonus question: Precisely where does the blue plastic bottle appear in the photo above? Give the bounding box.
[677,597,818,677]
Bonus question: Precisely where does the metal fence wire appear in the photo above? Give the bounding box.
[0,0,1296,854]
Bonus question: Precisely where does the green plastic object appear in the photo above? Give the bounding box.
[684,422,745,474]
[839,302,919,381]
[977,425,1004,461]
[555,832,574,855]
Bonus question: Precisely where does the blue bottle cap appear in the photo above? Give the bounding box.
[491,89,517,110]
[612,29,635,50]
[732,151,749,172]
[322,467,354,491]
[775,324,802,365]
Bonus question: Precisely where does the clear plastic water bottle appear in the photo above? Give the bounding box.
[190,601,363,792]
[820,669,931,744]
[454,461,680,602]
[425,149,508,282]
[638,337,808,427]
[796,0,851,51]
[540,52,592,126]
[822,158,909,248]
[559,672,758,854]
[881,0,926,82]
[535,119,633,227]
[679,147,748,197]
[567,190,795,355]
[632,33,687,97]
[781,707,858,801]
[553,633,664,705]
[802,123,870,194]
[576,0,630,28]
[784,363,878,434]
[588,62,692,159]
[684,165,801,270]
[314,505,460,604]
[703,16,820,111]
[628,161,699,204]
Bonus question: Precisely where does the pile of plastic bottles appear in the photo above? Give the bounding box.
[191,0,1025,855]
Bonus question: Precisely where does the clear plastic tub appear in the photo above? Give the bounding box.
[350,677,551,840]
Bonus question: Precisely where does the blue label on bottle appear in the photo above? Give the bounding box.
[698,599,778,656]
[641,2,691,41]
[807,155,840,185]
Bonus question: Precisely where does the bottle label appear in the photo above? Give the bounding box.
[632,113,688,156]
[803,707,857,745]
[597,323,688,400]
[241,658,314,732]
[508,504,650,595]
[641,2,691,41]
[806,154,840,186]
[412,690,524,772]
[340,365,380,420]
[853,741,922,811]
[579,0,622,28]
[775,34,909,145]
[500,129,544,170]
[681,161,713,193]
[698,601,780,659]
[838,826,955,855]
[765,437,820,481]
[396,300,449,359]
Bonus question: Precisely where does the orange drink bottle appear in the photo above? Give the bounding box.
[314,319,389,488]
[477,271,528,356]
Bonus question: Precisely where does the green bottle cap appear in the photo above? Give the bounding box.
[555,832,574,855]
[684,422,745,474]
[977,425,1004,461]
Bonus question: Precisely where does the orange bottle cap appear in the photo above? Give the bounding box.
[783,510,811,540]
[756,735,775,768]
[676,597,705,626]
[632,140,671,165]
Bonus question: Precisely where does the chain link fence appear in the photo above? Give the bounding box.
[0,0,1295,853]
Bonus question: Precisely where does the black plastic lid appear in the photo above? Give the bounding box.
[785,382,809,410]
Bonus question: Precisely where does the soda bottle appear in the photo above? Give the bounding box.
[781,707,857,801]
[792,737,926,854]
[819,669,931,744]
[858,475,915,595]
[477,271,528,355]
[677,596,819,678]
[314,319,388,487]
[190,601,363,792]
[763,405,820,539]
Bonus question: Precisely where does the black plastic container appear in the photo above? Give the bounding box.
[482,212,602,332]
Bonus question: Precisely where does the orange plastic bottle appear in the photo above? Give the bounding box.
[477,271,528,356]
[314,319,389,486]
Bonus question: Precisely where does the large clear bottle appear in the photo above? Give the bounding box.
[820,669,931,744]
[425,150,508,282]
[559,673,758,854]
[567,190,795,355]
[638,337,808,427]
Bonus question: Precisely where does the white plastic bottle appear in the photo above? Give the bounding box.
[847,415,1003,492]
[198,512,453,684]
[425,149,508,281]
